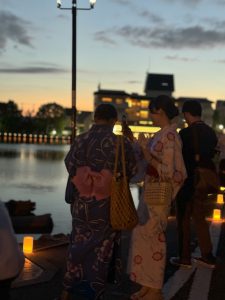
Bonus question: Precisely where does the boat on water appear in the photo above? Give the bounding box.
[11,213,53,234]
[4,200,54,234]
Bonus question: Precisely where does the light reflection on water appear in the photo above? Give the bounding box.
[0,144,139,239]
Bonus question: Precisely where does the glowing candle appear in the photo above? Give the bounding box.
[217,194,224,204]
[213,209,221,221]
[23,236,34,254]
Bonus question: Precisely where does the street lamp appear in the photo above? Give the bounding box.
[56,0,96,142]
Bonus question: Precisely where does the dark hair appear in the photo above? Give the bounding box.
[149,95,179,120]
[94,103,118,121]
[182,100,202,117]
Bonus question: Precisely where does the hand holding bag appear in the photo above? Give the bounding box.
[110,135,138,230]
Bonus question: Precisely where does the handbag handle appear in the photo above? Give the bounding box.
[113,136,127,178]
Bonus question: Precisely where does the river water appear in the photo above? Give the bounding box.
[0,143,71,236]
[0,143,139,238]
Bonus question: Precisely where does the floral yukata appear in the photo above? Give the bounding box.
[129,124,187,290]
[63,124,136,300]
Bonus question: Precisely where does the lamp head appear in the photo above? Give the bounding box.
[90,0,96,9]
[57,0,62,8]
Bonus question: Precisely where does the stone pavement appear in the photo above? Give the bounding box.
[10,217,225,300]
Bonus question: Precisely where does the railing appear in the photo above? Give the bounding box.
[0,132,71,144]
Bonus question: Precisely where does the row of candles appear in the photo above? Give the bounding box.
[22,192,225,254]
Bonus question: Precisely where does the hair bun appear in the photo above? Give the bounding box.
[168,104,179,119]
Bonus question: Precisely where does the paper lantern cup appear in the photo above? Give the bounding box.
[23,236,34,254]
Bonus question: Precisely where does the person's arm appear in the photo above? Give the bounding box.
[144,132,176,181]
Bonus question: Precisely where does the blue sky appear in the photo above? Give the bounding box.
[0,0,225,114]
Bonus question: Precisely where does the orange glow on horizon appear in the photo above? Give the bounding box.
[1,90,94,115]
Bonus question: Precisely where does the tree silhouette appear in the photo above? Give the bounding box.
[36,102,65,119]
[35,102,66,135]
[0,100,22,132]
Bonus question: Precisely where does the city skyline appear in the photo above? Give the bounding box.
[1,0,225,114]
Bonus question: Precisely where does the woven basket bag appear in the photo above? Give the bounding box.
[110,135,138,230]
[144,180,173,206]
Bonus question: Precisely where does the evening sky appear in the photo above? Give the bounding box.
[0,0,225,114]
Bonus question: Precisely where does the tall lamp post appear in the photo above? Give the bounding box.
[56,0,96,142]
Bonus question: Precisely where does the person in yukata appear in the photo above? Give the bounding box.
[123,95,187,300]
[60,103,137,300]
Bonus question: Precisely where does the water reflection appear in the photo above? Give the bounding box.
[0,145,66,161]
[34,150,65,160]
[0,143,71,234]
[0,150,20,158]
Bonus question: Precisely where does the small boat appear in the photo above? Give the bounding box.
[11,213,54,234]
[4,200,54,234]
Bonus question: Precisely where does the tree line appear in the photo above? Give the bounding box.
[0,100,69,135]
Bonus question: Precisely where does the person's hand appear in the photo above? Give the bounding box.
[138,133,148,148]
[122,122,134,141]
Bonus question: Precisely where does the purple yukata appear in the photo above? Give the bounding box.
[63,124,136,300]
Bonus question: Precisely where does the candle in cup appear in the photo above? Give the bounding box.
[213,209,221,221]
[23,236,34,254]
[217,194,224,204]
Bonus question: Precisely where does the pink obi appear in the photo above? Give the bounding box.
[71,166,113,200]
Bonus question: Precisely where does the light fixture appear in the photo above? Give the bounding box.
[23,236,34,254]
[90,0,96,9]
[56,0,62,8]
[56,0,97,140]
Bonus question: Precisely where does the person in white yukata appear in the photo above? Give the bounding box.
[123,95,187,300]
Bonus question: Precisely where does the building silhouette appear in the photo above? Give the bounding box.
[94,73,176,126]
[94,73,217,128]
[144,73,174,98]
[215,100,225,128]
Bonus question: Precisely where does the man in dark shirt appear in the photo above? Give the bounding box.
[170,100,218,269]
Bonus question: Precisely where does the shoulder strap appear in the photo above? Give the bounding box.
[113,136,120,176]
[120,135,127,178]
[113,135,127,177]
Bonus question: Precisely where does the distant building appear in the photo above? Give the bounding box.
[215,100,225,125]
[214,100,225,132]
[64,109,92,135]
[94,88,129,121]
[175,97,214,127]
[94,87,152,125]
[144,73,174,98]
[93,73,176,126]
[126,93,152,125]
[77,111,92,133]
[93,73,219,131]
